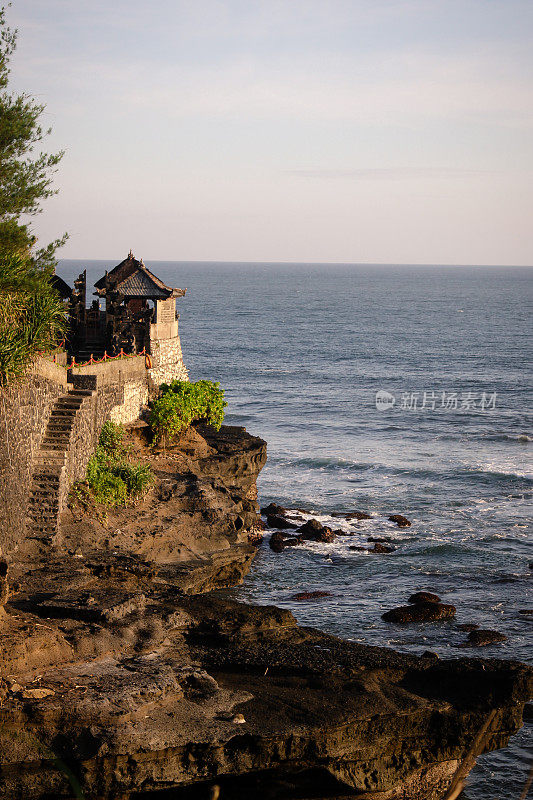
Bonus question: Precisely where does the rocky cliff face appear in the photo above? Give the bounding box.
[0,424,531,800]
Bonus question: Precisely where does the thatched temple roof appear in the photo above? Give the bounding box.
[94,251,186,300]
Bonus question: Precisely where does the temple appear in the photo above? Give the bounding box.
[67,251,188,386]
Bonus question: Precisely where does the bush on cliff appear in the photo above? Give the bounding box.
[149,379,227,443]
[0,253,67,384]
[83,421,154,507]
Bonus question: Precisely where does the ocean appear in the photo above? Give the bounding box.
[58,260,532,799]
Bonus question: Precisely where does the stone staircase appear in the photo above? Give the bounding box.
[26,389,94,542]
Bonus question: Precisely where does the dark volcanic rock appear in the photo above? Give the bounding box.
[344,511,372,520]
[389,514,412,527]
[269,532,301,553]
[372,543,396,554]
[297,518,336,543]
[290,590,332,601]
[420,651,440,660]
[261,502,287,516]
[368,536,393,543]
[383,602,456,623]
[266,514,298,530]
[456,623,480,632]
[409,592,441,605]
[269,531,287,553]
[463,629,508,647]
[1,424,532,800]
[1,582,531,800]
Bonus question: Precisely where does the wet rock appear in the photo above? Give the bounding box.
[372,543,396,554]
[463,629,507,647]
[420,651,440,660]
[297,518,336,543]
[524,703,533,721]
[283,536,302,547]
[388,514,411,527]
[368,536,393,543]
[290,591,332,601]
[261,503,287,517]
[269,532,301,553]
[349,545,368,551]
[344,511,372,520]
[518,609,533,616]
[382,602,456,623]
[408,592,441,605]
[456,623,480,632]
[269,532,287,553]
[266,514,298,530]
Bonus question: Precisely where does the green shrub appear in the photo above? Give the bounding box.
[150,379,227,443]
[84,421,153,507]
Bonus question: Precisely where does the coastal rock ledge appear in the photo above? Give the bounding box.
[0,424,531,800]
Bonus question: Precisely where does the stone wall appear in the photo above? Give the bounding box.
[59,382,124,513]
[0,333,189,555]
[0,360,68,556]
[148,335,189,387]
[70,356,149,425]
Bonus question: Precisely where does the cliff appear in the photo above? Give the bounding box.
[0,423,531,800]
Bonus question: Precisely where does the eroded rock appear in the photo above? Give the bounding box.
[266,514,298,530]
[389,514,412,527]
[297,518,336,543]
[290,591,332,601]
[462,629,508,647]
[383,602,456,623]
[409,592,441,604]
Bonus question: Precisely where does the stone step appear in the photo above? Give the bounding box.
[29,487,59,498]
[41,438,70,447]
[27,513,58,524]
[67,389,94,397]
[30,484,60,493]
[27,506,58,515]
[46,425,73,434]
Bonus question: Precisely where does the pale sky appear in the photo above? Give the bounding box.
[7,0,533,264]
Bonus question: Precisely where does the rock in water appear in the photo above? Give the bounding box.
[372,543,396,554]
[290,591,332,601]
[408,591,441,604]
[382,602,456,623]
[266,514,298,530]
[388,514,412,527]
[463,629,508,647]
[297,518,336,543]
[261,502,287,516]
[269,532,287,553]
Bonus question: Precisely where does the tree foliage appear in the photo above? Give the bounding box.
[0,252,67,383]
[149,380,227,443]
[0,5,66,263]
